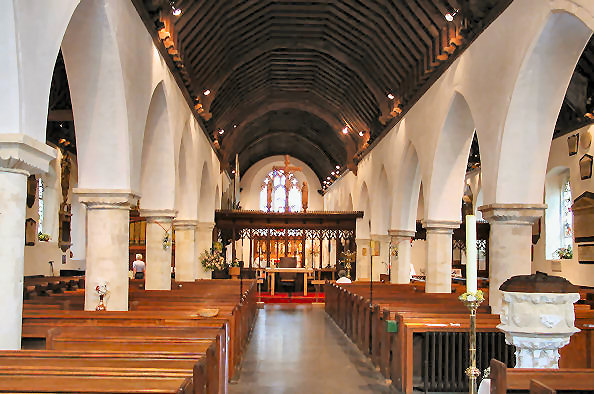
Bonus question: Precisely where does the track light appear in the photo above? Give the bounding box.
[341,126,348,135]
[359,131,364,137]
[218,129,224,135]
[336,165,340,169]
[387,93,394,100]
[203,89,211,96]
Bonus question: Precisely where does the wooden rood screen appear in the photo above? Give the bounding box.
[215,209,363,273]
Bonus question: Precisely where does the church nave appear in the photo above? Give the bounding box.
[230,305,393,394]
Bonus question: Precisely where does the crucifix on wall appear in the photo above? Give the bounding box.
[270,155,302,212]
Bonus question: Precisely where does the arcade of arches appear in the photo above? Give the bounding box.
[1,0,594,391]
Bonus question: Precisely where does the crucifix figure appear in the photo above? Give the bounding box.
[272,155,302,212]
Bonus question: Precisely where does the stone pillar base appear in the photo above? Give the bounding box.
[422,220,459,293]
[195,222,215,279]
[75,189,139,311]
[174,219,198,282]
[141,209,176,290]
[356,238,371,280]
[389,229,415,284]
[479,204,546,313]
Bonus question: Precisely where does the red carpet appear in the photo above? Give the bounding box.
[258,292,325,304]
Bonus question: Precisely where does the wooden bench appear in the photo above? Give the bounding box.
[490,359,594,393]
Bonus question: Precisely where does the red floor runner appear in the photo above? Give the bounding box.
[258,292,325,304]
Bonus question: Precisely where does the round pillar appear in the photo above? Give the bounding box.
[389,229,415,284]
[422,220,460,293]
[174,219,198,282]
[141,209,176,290]
[479,204,546,313]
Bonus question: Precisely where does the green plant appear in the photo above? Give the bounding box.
[230,258,240,267]
[554,246,573,259]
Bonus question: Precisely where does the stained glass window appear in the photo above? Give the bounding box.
[38,178,44,234]
[560,176,573,249]
[259,170,302,212]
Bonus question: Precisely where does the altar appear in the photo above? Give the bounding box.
[258,267,314,295]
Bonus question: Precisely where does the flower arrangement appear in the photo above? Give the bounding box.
[95,282,109,296]
[38,232,50,242]
[95,281,108,311]
[200,249,226,271]
[458,290,484,303]
[162,232,172,250]
[554,246,573,259]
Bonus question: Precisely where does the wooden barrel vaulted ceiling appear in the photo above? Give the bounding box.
[133,0,512,188]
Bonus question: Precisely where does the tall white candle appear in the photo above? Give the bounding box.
[465,215,477,293]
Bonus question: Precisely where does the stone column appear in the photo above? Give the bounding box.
[356,238,371,280]
[195,221,214,279]
[75,189,138,311]
[422,220,460,293]
[0,135,56,349]
[389,229,415,284]
[174,219,198,282]
[141,209,176,290]
[371,234,391,281]
[479,204,546,313]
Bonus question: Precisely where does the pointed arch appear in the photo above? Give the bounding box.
[371,165,391,234]
[391,141,423,232]
[176,123,197,219]
[61,0,131,189]
[356,182,371,239]
[425,92,476,222]
[494,11,592,204]
[139,81,175,209]
[198,161,215,222]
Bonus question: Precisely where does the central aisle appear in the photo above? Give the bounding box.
[230,305,394,393]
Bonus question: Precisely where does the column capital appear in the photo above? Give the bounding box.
[73,189,140,209]
[388,229,416,239]
[196,221,215,231]
[422,219,460,233]
[355,237,371,242]
[140,208,177,221]
[370,233,391,241]
[479,203,546,225]
[0,133,56,175]
[174,219,198,230]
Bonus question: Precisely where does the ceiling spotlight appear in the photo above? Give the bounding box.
[359,131,364,137]
[203,89,211,96]
[231,170,235,174]
[335,165,340,169]
[341,126,348,135]
[387,93,395,100]
[445,9,458,22]
[326,177,331,180]
[233,124,237,128]
[172,7,182,16]
[331,171,335,175]
[218,129,225,135]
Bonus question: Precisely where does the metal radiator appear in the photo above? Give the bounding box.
[414,331,515,392]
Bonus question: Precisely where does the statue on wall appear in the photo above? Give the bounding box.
[301,181,308,212]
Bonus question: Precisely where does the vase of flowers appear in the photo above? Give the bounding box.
[95,282,108,311]
[200,249,229,279]
[554,246,573,259]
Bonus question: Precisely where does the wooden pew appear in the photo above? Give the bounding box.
[490,359,594,393]
[20,279,258,391]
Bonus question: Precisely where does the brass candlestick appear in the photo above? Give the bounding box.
[460,292,484,394]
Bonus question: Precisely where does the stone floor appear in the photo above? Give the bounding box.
[229,304,395,394]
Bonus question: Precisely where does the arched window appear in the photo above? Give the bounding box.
[259,170,302,212]
[560,176,573,250]
[545,169,573,259]
[38,178,44,234]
